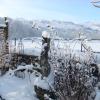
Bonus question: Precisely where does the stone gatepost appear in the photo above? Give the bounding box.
[4,17,9,54]
[40,31,50,77]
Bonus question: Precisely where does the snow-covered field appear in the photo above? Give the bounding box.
[9,38,100,63]
[9,38,42,56]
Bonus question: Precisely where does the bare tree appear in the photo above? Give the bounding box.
[91,0,100,8]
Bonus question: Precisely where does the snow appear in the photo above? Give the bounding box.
[1,37,100,99]
[0,62,54,100]
[34,65,54,90]
[0,24,6,28]
[9,38,100,64]
[94,82,100,100]
[0,70,38,100]
[83,22,100,31]
[17,64,33,70]
[95,89,100,100]
[33,58,54,90]
[10,38,100,54]
[9,38,42,56]
[42,31,50,38]
[34,77,50,90]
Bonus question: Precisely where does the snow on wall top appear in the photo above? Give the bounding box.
[0,24,6,28]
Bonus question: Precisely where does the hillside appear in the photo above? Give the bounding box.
[0,17,100,39]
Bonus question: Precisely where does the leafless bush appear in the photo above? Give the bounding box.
[49,41,96,100]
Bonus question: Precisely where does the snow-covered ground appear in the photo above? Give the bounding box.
[0,70,38,100]
[95,88,100,100]
[0,64,54,100]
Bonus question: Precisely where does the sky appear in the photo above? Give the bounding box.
[0,0,100,23]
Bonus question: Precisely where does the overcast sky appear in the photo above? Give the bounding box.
[0,0,100,23]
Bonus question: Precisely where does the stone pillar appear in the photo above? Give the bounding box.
[0,17,9,75]
[4,17,9,54]
[40,31,50,77]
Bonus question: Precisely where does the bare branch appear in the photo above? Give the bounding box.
[92,3,100,7]
[91,0,100,3]
[91,0,100,8]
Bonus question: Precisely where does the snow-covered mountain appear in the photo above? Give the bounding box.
[83,22,100,31]
[0,17,100,39]
[33,20,100,40]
